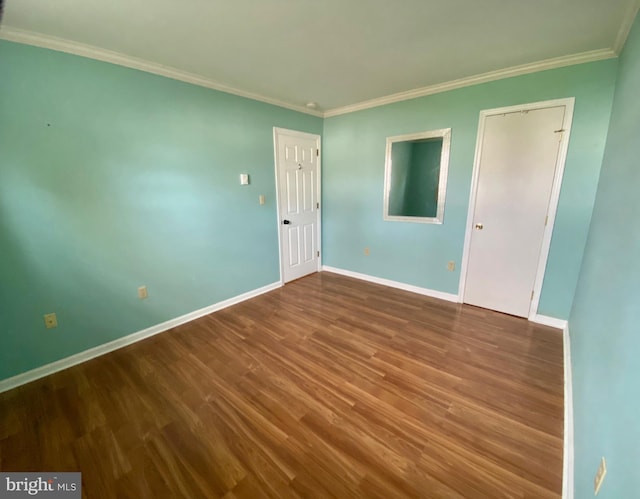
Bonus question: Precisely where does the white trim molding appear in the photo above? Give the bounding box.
[0,26,616,120]
[324,50,615,117]
[531,315,568,330]
[0,281,281,394]
[0,26,323,118]
[562,324,575,499]
[322,266,459,303]
[457,98,576,322]
[613,0,640,54]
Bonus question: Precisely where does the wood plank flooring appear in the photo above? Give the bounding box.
[0,272,564,498]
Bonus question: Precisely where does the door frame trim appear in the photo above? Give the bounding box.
[457,97,575,320]
[273,127,322,285]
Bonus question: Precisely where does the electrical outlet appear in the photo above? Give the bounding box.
[44,313,57,329]
[259,194,265,205]
[364,247,370,256]
[138,286,148,300]
[447,261,456,271]
[594,457,607,495]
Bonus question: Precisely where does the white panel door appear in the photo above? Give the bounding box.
[275,128,320,283]
[463,106,566,317]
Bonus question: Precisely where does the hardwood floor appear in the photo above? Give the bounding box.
[0,272,564,498]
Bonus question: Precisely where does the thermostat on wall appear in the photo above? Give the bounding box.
[240,173,250,185]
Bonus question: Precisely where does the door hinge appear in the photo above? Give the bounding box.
[545,215,549,226]
[316,148,319,157]
[531,290,534,301]
[316,202,320,209]
[317,251,320,257]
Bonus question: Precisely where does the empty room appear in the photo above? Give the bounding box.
[1,0,639,497]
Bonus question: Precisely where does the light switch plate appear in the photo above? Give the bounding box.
[240,173,249,185]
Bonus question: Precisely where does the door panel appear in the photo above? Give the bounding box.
[275,129,320,283]
[303,224,315,262]
[302,170,314,212]
[464,106,565,317]
[288,227,300,266]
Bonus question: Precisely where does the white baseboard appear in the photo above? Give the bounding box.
[0,281,281,394]
[562,324,574,499]
[322,266,459,302]
[531,314,568,329]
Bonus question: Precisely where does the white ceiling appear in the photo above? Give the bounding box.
[2,0,637,114]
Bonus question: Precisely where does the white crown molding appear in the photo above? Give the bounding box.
[0,26,622,120]
[0,281,281,394]
[613,0,640,54]
[324,49,616,117]
[562,324,574,499]
[0,26,324,118]
[322,266,459,302]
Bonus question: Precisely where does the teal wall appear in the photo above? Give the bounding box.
[0,41,322,380]
[322,60,618,318]
[0,38,624,382]
[569,14,640,498]
[403,139,442,218]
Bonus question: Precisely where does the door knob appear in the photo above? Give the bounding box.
[475,223,484,230]
[283,220,291,225]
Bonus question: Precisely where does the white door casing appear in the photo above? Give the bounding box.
[273,128,321,283]
[459,98,575,319]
